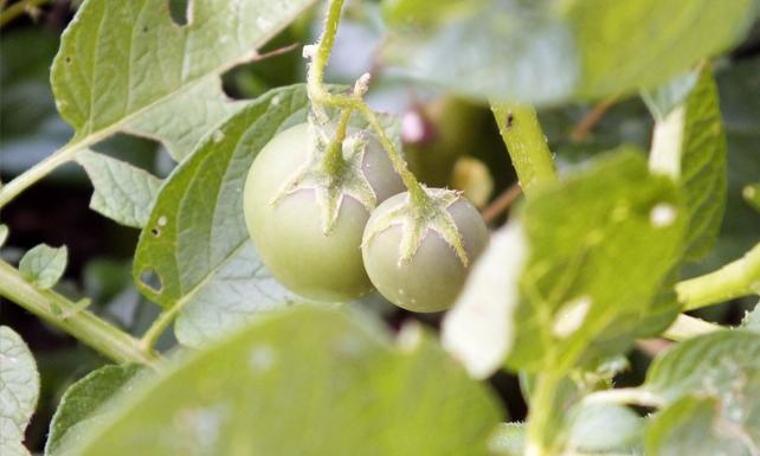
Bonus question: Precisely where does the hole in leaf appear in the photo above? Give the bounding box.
[169,0,189,26]
[139,268,163,294]
[151,227,161,237]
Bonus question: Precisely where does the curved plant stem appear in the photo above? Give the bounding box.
[139,306,180,352]
[676,242,760,311]
[0,144,79,209]
[0,0,51,28]
[0,260,160,365]
[306,0,428,207]
[491,102,557,197]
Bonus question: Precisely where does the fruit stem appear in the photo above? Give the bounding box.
[306,0,429,208]
[490,102,557,197]
[320,107,352,177]
[0,259,161,366]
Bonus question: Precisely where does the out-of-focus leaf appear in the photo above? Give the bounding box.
[488,422,525,456]
[745,183,760,212]
[646,395,753,456]
[648,67,726,261]
[382,0,756,104]
[58,308,503,455]
[509,151,686,371]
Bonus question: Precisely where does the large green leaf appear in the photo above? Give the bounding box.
[692,57,760,273]
[645,395,755,456]
[58,308,503,455]
[46,365,142,455]
[509,151,686,371]
[0,326,39,456]
[648,67,727,261]
[641,330,760,454]
[382,0,756,104]
[51,0,317,161]
[132,85,310,345]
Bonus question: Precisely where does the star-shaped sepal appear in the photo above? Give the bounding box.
[363,187,470,267]
[271,118,378,234]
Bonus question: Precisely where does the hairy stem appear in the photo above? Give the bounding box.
[491,102,557,197]
[321,107,353,176]
[306,0,427,207]
[0,260,160,365]
[676,242,760,311]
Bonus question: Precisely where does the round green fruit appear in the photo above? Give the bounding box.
[361,191,488,313]
[243,122,403,302]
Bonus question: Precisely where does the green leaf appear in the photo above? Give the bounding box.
[644,330,760,402]
[741,301,760,332]
[60,308,503,455]
[19,244,68,289]
[649,66,727,261]
[488,422,525,456]
[46,365,142,456]
[509,151,686,371]
[132,86,309,341]
[641,70,700,122]
[173,242,301,347]
[745,183,760,213]
[76,150,162,228]
[0,326,40,456]
[51,0,317,161]
[645,395,757,455]
[567,403,643,454]
[382,0,756,104]
[641,330,760,453]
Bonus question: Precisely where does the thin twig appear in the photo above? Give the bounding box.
[0,0,51,28]
[251,42,301,62]
[570,96,619,143]
[481,183,522,224]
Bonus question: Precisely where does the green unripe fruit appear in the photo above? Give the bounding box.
[244,122,403,302]
[361,191,488,313]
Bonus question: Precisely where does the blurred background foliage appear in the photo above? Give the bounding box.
[1,0,759,450]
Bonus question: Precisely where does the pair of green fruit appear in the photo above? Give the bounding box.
[243,122,488,313]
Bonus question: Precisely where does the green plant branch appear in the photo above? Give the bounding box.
[676,242,760,311]
[491,102,557,197]
[139,306,181,352]
[0,260,160,365]
[662,314,723,341]
[0,143,79,209]
[0,0,51,27]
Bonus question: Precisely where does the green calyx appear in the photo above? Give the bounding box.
[363,187,470,267]
[271,118,377,234]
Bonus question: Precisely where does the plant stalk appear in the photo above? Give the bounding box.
[677,242,760,311]
[0,260,160,365]
[491,102,557,197]
[306,0,428,207]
